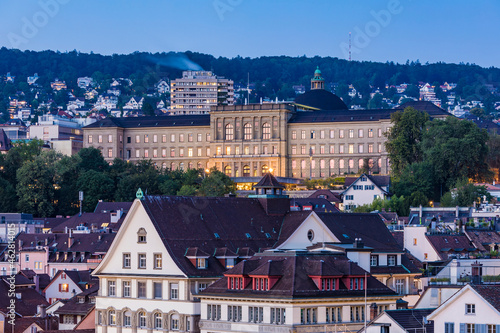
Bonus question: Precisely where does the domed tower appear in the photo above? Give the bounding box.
[311,66,325,90]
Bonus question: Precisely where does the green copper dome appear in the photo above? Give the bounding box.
[314,66,322,75]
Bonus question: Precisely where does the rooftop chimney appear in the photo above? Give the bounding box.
[38,304,47,318]
[68,229,73,248]
[370,303,378,321]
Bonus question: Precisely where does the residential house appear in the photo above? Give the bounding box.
[465,229,500,254]
[0,232,115,278]
[77,77,94,89]
[341,173,391,211]
[156,79,170,94]
[307,189,342,207]
[426,284,500,333]
[359,308,434,333]
[404,226,475,263]
[51,79,67,91]
[198,251,400,333]
[43,270,97,304]
[54,284,97,329]
[123,96,144,110]
[27,73,39,85]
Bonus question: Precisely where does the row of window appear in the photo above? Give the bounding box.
[370,255,398,267]
[452,323,499,333]
[122,253,162,269]
[300,306,364,324]
[89,133,211,145]
[223,122,274,141]
[291,128,383,140]
[100,309,186,331]
[352,185,375,190]
[216,145,278,156]
[122,145,280,159]
[207,304,285,325]
[107,280,188,299]
[292,158,385,172]
[291,143,383,155]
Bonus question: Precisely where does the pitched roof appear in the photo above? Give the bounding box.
[395,100,449,117]
[307,189,342,203]
[51,212,125,233]
[425,234,475,259]
[316,213,403,253]
[294,89,348,111]
[470,284,500,313]
[465,230,500,252]
[0,279,49,316]
[83,114,210,129]
[254,173,284,189]
[55,284,97,316]
[344,173,390,189]
[138,196,286,277]
[383,308,435,333]
[202,252,397,299]
[94,201,132,213]
[290,198,339,212]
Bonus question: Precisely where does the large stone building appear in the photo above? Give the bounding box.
[170,71,234,115]
[83,70,449,185]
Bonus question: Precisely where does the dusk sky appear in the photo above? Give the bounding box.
[1,0,499,67]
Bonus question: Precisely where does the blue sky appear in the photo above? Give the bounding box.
[1,0,499,67]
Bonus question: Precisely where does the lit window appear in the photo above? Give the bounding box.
[108,310,116,325]
[262,123,271,140]
[154,253,162,269]
[225,124,234,140]
[197,258,207,269]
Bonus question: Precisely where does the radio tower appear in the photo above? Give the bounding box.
[349,32,352,61]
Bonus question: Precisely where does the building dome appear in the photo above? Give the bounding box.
[294,89,348,111]
[314,66,322,75]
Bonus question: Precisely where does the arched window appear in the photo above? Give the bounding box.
[154,312,163,329]
[225,123,234,141]
[188,162,193,169]
[170,162,176,170]
[123,311,132,327]
[244,123,252,140]
[108,310,116,326]
[261,165,269,175]
[137,228,147,243]
[179,162,184,171]
[243,165,250,177]
[197,162,202,169]
[138,311,147,328]
[171,314,180,330]
[262,123,271,140]
[162,162,166,169]
[224,165,232,176]
[359,159,364,169]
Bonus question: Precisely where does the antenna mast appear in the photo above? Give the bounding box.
[349,32,352,61]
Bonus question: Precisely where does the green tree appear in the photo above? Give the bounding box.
[199,168,235,197]
[54,154,81,216]
[177,184,198,196]
[421,117,492,191]
[384,107,429,177]
[391,162,436,200]
[449,179,491,207]
[16,151,60,217]
[0,176,18,212]
[76,170,115,212]
[77,147,109,172]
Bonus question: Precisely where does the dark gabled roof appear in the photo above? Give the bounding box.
[0,279,49,316]
[307,189,342,203]
[55,284,97,316]
[383,308,435,333]
[203,253,397,299]
[290,198,339,213]
[465,230,500,252]
[213,247,237,258]
[426,234,474,260]
[83,114,210,129]
[316,213,403,253]
[294,89,348,111]
[139,196,285,278]
[470,284,500,313]
[0,128,12,151]
[344,173,390,189]
[2,233,115,265]
[51,212,125,233]
[395,100,449,117]
[254,173,285,189]
[94,201,132,213]
[34,216,68,229]
[45,270,98,293]
[391,231,404,249]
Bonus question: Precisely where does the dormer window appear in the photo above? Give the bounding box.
[321,278,337,291]
[228,277,244,290]
[137,228,147,243]
[349,277,364,290]
[253,277,269,291]
[387,255,396,266]
[225,258,235,269]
